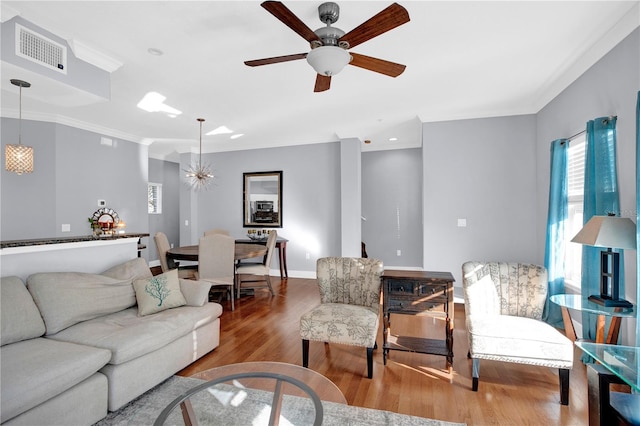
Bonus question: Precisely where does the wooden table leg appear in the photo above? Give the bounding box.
[560,306,577,341]
[596,315,606,343]
[605,316,622,344]
[278,241,288,279]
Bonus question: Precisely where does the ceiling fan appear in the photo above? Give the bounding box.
[245,1,410,92]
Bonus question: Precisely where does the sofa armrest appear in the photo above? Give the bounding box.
[179,279,211,306]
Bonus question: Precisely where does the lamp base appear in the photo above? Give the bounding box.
[588,295,633,308]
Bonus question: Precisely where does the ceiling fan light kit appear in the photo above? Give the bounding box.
[306,46,351,76]
[246,1,410,92]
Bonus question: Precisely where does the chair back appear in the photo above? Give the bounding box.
[263,230,278,267]
[316,257,383,311]
[154,232,176,272]
[198,234,235,280]
[462,261,548,320]
[204,228,230,236]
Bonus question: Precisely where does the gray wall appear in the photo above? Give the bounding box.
[422,114,539,288]
[185,142,342,277]
[362,148,423,267]
[1,119,149,259]
[148,158,181,263]
[535,28,639,345]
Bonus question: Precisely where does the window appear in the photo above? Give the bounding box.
[148,183,162,214]
[564,135,585,287]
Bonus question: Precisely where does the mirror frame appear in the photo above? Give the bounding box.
[243,171,283,228]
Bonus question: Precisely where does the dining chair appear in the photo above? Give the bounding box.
[236,230,277,298]
[154,232,196,279]
[203,228,230,236]
[196,234,236,310]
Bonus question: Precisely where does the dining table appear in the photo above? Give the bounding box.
[166,243,267,262]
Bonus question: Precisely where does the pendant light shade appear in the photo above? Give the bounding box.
[5,79,34,175]
[184,118,214,190]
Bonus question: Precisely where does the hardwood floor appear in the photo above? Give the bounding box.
[177,277,590,425]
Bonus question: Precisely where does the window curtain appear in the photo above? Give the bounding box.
[543,139,569,328]
[581,116,621,344]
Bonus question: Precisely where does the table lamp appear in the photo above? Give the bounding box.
[571,214,636,308]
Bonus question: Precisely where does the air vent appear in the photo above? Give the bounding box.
[15,24,67,74]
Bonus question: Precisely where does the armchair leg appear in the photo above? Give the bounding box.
[472,358,480,391]
[302,339,309,368]
[367,346,374,379]
[559,368,570,406]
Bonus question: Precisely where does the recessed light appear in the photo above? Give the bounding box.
[147,48,163,56]
[206,126,233,136]
[136,92,181,116]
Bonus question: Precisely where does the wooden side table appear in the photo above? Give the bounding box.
[381,270,455,372]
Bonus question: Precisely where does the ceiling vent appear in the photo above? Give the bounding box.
[15,24,67,74]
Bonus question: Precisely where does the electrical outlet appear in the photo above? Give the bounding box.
[397,250,401,256]
[185,220,189,226]
[61,224,70,232]
[305,252,310,260]
[457,218,467,227]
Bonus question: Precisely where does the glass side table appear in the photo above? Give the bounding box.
[550,294,635,344]
[575,342,639,425]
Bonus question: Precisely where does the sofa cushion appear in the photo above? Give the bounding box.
[27,272,136,335]
[133,269,186,316]
[0,338,111,423]
[180,279,212,307]
[467,314,573,367]
[0,276,45,346]
[101,257,152,281]
[47,303,223,365]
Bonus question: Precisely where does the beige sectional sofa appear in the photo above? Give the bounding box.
[0,258,222,425]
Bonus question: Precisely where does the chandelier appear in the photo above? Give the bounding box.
[5,79,34,175]
[184,118,214,190]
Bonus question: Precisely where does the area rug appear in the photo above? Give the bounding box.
[95,375,465,426]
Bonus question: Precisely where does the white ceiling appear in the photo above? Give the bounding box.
[1,1,639,162]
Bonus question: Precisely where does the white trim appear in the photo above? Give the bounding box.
[0,237,137,256]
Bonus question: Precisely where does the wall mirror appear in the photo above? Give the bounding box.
[243,171,282,228]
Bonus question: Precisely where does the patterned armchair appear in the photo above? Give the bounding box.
[462,261,574,405]
[300,257,383,378]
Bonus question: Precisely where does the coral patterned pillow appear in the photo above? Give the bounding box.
[133,269,186,316]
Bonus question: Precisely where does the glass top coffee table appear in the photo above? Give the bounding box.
[154,362,346,426]
[575,342,638,392]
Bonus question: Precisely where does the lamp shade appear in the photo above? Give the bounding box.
[306,46,351,76]
[571,215,637,250]
[5,143,34,175]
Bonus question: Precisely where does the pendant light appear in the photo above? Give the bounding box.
[184,118,214,190]
[5,79,34,175]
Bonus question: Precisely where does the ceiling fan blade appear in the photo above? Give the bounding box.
[349,52,406,77]
[314,74,331,92]
[261,1,320,43]
[245,53,307,67]
[339,3,410,49]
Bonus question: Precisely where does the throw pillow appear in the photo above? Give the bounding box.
[179,279,211,307]
[133,269,186,316]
